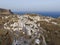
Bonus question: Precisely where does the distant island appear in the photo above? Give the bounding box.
[13,11,60,18]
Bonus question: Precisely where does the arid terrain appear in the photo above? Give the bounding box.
[0,8,60,45]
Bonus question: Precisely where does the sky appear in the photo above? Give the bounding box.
[0,0,60,12]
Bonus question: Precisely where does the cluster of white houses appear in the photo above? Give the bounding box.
[4,15,52,45]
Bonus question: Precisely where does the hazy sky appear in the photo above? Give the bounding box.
[0,0,60,12]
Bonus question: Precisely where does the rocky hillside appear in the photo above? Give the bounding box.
[0,8,13,15]
[0,8,60,45]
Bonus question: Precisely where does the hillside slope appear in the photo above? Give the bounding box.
[0,8,60,45]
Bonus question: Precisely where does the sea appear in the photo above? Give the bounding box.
[13,11,60,18]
